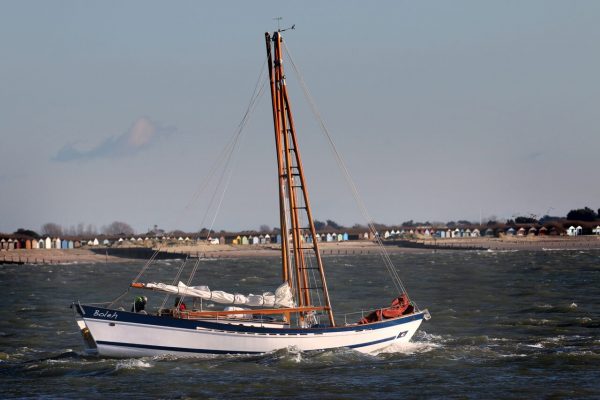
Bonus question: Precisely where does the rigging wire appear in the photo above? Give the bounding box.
[129,56,269,289]
[282,40,415,307]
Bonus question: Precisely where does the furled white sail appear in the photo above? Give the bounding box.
[142,281,295,308]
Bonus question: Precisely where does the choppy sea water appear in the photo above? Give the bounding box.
[1,250,599,399]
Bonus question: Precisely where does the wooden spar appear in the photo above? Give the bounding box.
[281,88,336,327]
[272,33,306,308]
[266,31,336,326]
[265,32,291,286]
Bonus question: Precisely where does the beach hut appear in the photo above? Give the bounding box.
[471,229,480,237]
[31,239,39,249]
[24,239,31,249]
[335,233,342,242]
[326,233,332,242]
[383,231,390,239]
[576,226,583,236]
[53,238,60,249]
[453,228,460,238]
[7,239,14,250]
[74,240,81,248]
[259,235,265,244]
[44,237,51,249]
[539,227,548,236]
[61,239,69,249]
[528,227,537,236]
[103,239,110,245]
[0,239,6,250]
[567,226,576,236]
[506,227,516,236]
[37,239,44,249]
[276,234,281,244]
[264,234,271,244]
[219,236,225,245]
[517,227,526,237]
[485,228,494,237]
[241,236,249,245]
[92,238,99,246]
[251,236,258,245]
[343,232,349,241]
[594,226,600,235]
[68,240,74,249]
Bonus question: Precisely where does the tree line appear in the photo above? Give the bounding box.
[5,206,599,238]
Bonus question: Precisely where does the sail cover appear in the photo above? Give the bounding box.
[141,281,295,308]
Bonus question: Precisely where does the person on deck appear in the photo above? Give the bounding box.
[174,297,186,311]
[132,296,147,312]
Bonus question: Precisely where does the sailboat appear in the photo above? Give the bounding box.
[73,30,430,357]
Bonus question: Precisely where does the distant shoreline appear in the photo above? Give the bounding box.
[1,237,599,265]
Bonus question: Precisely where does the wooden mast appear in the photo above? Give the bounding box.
[265,32,291,286]
[265,31,335,326]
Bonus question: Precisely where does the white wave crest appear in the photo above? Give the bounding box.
[115,359,153,370]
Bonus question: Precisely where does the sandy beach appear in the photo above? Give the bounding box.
[1,236,599,265]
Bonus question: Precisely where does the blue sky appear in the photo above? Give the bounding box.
[1,1,599,233]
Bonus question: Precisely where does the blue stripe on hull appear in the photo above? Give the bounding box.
[96,335,398,355]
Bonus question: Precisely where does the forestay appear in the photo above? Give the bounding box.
[141,281,295,308]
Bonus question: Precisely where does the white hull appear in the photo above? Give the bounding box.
[76,304,426,357]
